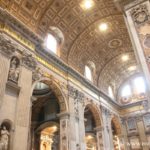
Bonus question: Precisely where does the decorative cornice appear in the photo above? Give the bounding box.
[0,8,42,46]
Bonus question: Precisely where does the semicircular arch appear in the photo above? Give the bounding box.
[32,76,68,113]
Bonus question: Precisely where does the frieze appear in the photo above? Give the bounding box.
[131,4,149,26]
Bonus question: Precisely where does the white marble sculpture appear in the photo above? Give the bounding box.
[0,126,9,150]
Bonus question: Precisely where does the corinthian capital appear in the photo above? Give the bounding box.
[32,67,43,81]
[22,52,37,70]
[0,35,16,57]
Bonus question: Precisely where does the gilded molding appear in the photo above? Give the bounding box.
[0,23,35,51]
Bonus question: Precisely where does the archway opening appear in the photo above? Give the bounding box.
[30,81,62,150]
[84,106,97,150]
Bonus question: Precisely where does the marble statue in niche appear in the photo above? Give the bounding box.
[8,57,20,83]
[0,126,9,150]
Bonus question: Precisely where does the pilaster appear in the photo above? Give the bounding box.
[101,106,114,150]
[57,112,70,150]
[13,53,37,150]
[120,118,130,150]
[0,35,15,110]
[136,116,149,150]
[68,85,85,150]
[95,126,104,150]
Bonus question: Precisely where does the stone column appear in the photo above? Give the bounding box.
[116,0,150,91]
[77,92,86,150]
[107,114,115,150]
[136,116,149,150]
[101,106,113,150]
[57,112,70,150]
[0,35,15,110]
[68,85,84,150]
[95,126,104,150]
[120,118,130,150]
[13,53,37,150]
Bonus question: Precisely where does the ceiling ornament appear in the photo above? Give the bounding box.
[108,39,122,49]
[143,34,150,49]
[131,4,149,25]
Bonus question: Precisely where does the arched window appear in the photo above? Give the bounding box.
[121,84,131,97]
[85,65,92,81]
[133,77,145,94]
[45,27,64,56]
[46,33,58,54]
[119,75,147,104]
[108,86,114,99]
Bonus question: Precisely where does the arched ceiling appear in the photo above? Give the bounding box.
[0,0,141,98]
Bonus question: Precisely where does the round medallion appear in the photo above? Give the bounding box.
[144,34,150,49]
[108,39,122,48]
[136,11,147,24]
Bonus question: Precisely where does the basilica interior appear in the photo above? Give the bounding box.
[0,0,150,150]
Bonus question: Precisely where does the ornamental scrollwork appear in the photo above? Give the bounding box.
[0,35,16,57]
[32,67,43,82]
[68,85,84,102]
[131,4,149,25]
[68,85,84,115]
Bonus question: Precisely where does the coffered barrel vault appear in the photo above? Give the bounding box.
[0,0,140,97]
[0,0,150,150]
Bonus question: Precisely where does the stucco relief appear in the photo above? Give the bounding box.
[22,52,37,70]
[32,67,43,82]
[131,4,149,25]
[68,85,84,115]
[0,36,16,57]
